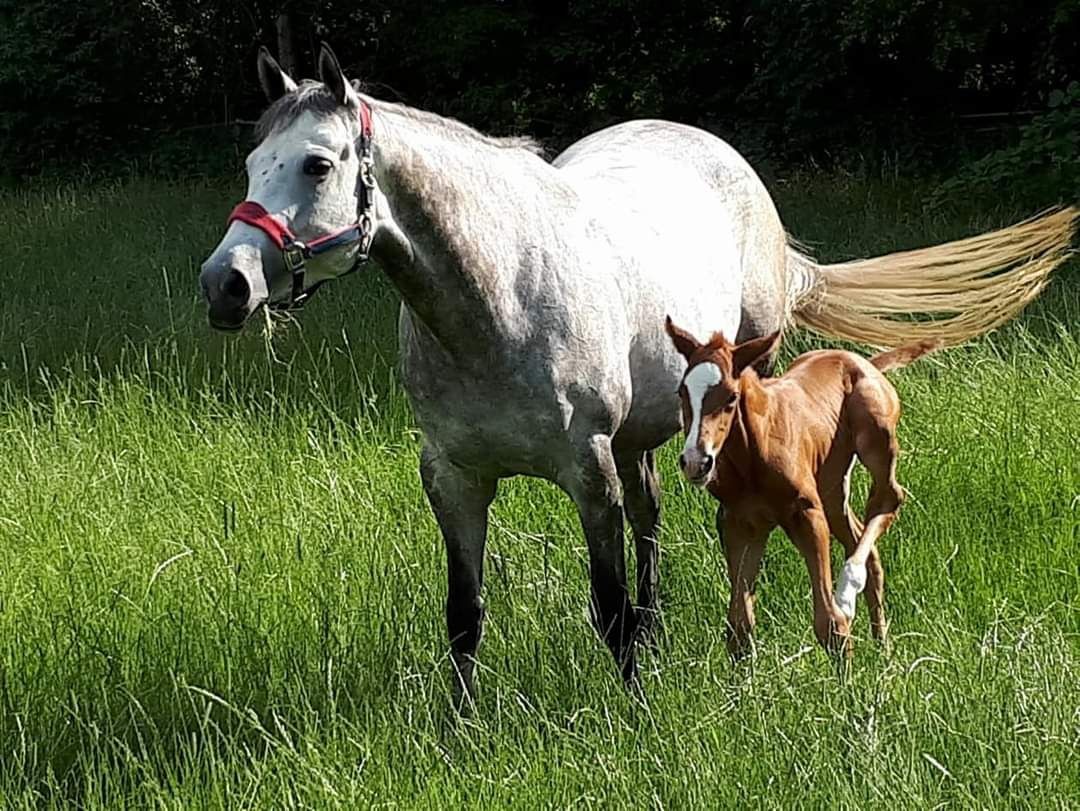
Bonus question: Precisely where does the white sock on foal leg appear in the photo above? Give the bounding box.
[833,560,867,620]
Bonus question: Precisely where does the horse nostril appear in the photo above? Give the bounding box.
[221,269,250,302]
[678,453,687,470]
[701,455,714,473]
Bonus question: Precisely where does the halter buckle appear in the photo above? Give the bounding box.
[283,242,308,272]
[359,157,376,190]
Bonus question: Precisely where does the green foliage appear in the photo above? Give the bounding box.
[0,0,259,175]
[0,1,1077,176]
[932,81,1080,210]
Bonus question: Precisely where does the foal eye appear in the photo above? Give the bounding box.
[303,157,334,177]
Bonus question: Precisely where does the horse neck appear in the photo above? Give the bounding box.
[368,102,549,358]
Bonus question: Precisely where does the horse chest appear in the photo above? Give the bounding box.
[402,357,573,477]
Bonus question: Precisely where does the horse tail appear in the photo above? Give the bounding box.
[869,339,944,373]
[786,207,1078,348]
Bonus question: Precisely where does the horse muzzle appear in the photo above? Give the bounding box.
[199,238,274,331]
[201,261,270,334]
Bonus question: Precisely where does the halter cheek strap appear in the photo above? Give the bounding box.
[226,98,376,310]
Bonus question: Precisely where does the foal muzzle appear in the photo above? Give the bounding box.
[679,449,715,485]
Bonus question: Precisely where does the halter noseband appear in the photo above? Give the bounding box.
[226,100,376,311]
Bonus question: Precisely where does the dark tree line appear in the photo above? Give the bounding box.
[0,1,1077,178]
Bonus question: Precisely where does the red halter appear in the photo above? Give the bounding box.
[226,99,376,309]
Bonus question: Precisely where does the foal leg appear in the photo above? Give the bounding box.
[616,449,661,640]
[861,539,887,643]
[722,513,769,660]
[784,502,851,655]
[847,427,903,631]
[822,459,888,641]
[420,446,497,711]
[565,434,638,686]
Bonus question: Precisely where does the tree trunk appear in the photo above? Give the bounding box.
[276,11,297,75]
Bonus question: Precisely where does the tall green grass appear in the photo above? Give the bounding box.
[0,175,1077,808]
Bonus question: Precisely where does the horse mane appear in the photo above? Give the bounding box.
[255,80,545,157]
[255,81,341,139]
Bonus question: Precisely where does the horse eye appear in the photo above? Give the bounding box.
[303,157,333,177]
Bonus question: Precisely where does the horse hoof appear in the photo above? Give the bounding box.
[450,657,478,716]
[634,606,663,652]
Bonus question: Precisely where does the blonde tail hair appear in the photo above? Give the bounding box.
[790,207,1078,348]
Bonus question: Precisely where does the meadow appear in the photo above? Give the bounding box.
[0,172,1077,808]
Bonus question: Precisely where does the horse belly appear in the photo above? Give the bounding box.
[403,364,576,480]
[559,119,788,338]
[613,365,682,452]
[615,200,744,452]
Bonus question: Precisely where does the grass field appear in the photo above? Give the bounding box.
[0,172,1078,808]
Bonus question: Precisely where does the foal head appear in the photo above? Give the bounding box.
[665,317,780,485]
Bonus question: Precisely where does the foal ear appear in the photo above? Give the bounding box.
[318,42,361,109]
[665,316,701,360]
[257,47,297,102]
[732,330,782,373]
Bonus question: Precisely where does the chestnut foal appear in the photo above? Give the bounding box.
[665,317,941,656]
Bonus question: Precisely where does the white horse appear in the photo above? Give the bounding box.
[199,44,1076,704]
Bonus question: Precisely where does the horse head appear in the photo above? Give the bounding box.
[200,44,375,330]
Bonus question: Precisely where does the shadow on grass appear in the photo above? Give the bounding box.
[0,177,403,419]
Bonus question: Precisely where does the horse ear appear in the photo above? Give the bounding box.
[257,47,297,102]
[665,316,701,360]
[318,42,361,108]
[732,330,782,374]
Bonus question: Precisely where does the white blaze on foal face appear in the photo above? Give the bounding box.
[665,316,781,487]
[678,358,739,484]
[682,361,722,457]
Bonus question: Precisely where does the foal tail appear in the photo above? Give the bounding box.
[788,207,1078,348]
[869,339,943,373]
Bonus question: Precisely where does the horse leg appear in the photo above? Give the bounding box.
[616,449,661,641]
[783,501,851,656]
[565,434,638,686]
[722,512,769,660]
[822,458,888,642]
[420,445,497,711]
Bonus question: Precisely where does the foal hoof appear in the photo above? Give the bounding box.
[618,647,640,690]
[726,631,755,663]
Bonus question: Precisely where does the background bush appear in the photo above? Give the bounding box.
[0,1,1078,196]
